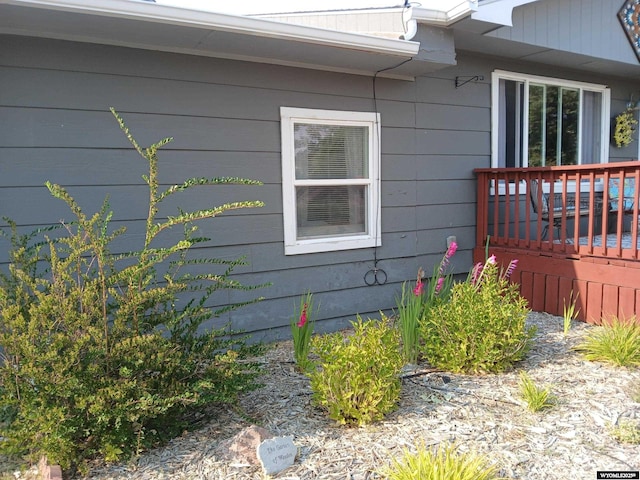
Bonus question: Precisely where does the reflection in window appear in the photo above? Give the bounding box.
[493,71,609,169]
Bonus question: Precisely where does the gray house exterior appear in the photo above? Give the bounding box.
[2,0,640,341]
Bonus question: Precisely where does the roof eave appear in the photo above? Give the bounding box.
[0,0,421,57]
[471,0,541,27]
[412,1,478,26]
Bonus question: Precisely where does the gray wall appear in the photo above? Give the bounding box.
[488,0,639,66]
[1,34,638,342]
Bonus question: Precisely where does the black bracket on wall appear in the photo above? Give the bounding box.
[455,75,484,88]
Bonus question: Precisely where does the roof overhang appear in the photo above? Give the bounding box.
[0,0,457,79]
[471,0,540,26]
[412,1,478,26]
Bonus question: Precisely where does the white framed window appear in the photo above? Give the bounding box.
[280,107,381,255]
[491,70,610,169]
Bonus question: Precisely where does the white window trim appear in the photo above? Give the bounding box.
[490,70,611,170]
[280,107,381,255]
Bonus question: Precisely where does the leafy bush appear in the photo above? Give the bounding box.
[380,442,499,480]
[0,109,267,473]
[518,371,555,412]
[574,317,640,367]
[419,256,534,374]
[609,419,640,444]
[308,314,404,426]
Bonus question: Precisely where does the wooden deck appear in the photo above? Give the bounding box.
[474,162,640,324]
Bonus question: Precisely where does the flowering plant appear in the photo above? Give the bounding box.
[395,268,425,364]
[419,252,533,373]
[395,242,458,365]
[291,291,315,372]
[469,254,518,288]
[425,241,458,304]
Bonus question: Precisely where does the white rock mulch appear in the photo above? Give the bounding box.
[86,312,640,479]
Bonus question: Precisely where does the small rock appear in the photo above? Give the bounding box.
[217,425,274,466]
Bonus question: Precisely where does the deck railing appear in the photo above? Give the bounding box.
[474,162,640,261]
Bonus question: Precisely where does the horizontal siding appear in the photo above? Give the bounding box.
[3,35,639,340]
[0,148,283,186]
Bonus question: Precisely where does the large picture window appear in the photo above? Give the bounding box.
[280,107,381,255]
[492,70,610,168]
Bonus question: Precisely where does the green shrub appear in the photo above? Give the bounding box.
[518,371,555,412]
[609,419,640,444]
[419,257,534,374]
[0,109,267,473]
[308,314,404,426]
[380,442,499,480]
[574,317,640,367]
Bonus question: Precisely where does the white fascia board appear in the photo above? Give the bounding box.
[471,0,540,26]
[412,1,477,26]
[3,0,420,56]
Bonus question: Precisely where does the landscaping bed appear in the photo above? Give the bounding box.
[81,312,640,479]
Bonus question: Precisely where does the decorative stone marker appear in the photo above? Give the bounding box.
[257,435,297,475]
[221,425,273,466]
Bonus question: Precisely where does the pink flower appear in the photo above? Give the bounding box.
[470,262,483,285]
[413,267,424,296]
[487,255,497,265]
[435,277,444,294]
[439,243,457,276]
[297,303,308,328]
[504,259,518,279]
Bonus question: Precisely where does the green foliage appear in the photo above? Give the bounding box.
[380,442,500,480]
[307,314,404,426]
[574,317,640,367]
[518,371,555,412]
[419,260,534,374]
[0,109,267,473]
[395,275,423,365]
[396,244,458,366]
[290,291,315,373]
[562,291,580,335]
[609,419,640,444]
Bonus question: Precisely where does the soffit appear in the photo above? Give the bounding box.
[453,28,640,81]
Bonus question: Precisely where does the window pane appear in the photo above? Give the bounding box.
[560,87,579,165]
[498,79,524,168]
[528,84,545,167]
[296,185,366,238]
[294,124,368,180]
[581,91,602,164]
[543,85,558,166]
[528,85,579,166]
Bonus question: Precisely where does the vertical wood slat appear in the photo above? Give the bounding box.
[476,170,489,248]
[631,169,639,261]
[492,173,500,243]
[544,274,560,316]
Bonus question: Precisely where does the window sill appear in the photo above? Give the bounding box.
[284,235,380,255]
